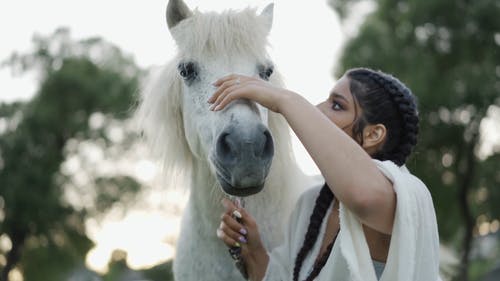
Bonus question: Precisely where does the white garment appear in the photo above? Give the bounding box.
[263,160,442,281]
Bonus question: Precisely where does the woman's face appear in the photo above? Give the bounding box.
[316,76,360,139]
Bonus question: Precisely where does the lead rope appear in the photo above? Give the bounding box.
[228,196,249,279]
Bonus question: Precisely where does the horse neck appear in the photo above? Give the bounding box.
[188,159,225,222]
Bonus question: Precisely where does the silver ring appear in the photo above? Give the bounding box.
[235,78,241,85]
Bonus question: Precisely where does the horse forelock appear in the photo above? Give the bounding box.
[171,8,270,61]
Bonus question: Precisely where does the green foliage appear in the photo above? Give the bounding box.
[21,227,94,281]
[331,0,500,278]
[468,258,496,281]
[0,28,144,280]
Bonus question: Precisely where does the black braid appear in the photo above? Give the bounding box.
[292,184,334,281]
[346,68,419,166]
[304,231,337,281]
[366,71,418,165]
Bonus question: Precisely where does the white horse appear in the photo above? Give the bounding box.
[136,0,312,280]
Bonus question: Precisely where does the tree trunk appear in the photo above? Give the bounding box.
[0,230,27,281]
[456,134,478,281]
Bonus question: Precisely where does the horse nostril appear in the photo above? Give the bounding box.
[261,129,274,158]
[216,132,233,158]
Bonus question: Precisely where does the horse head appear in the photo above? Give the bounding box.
[157,0,279,196]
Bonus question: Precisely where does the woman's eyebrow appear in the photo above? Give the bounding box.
[330,92,349,103]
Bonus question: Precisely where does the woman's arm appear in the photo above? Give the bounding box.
[211,75,396,234]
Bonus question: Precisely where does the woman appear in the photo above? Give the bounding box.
[211,68,441,281]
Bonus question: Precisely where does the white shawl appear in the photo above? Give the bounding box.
[263,160,442,281]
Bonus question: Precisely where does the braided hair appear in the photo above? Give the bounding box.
[346,67,419,166]
[292,184,335,281]
[292,68,419,280]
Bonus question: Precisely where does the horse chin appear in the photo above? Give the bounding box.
[216,173,265,197]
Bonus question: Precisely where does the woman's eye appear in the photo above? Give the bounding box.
[332,101,343,111]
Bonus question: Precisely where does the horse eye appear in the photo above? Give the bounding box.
[177,62,198,81]
[258,64,274,81]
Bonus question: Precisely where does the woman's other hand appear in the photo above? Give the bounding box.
[217,198,269,281]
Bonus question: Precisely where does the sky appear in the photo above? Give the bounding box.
[0,0,347,104]
[0,0,357,273]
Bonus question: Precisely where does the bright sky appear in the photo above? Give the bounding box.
[0,0,344,104]
[0,0,350,274]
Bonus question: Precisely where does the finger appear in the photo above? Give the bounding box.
[211,85,232,106]
[221,213,244,232]
[219,226,248,245]
[209,79,240,104]
[221,199,249,234]
[208,81,228,103]
[213,91,241,111]
[219,220,248,245]
[211,84,240,109]
[220,220,242,241]
[217,227,242,248]
[221,213,248,236]
[213,74,237,87]
[237,208,256,228]
[213,74,239,87]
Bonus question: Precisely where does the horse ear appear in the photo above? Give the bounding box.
[259,3,274,34]
[166,0,193,29]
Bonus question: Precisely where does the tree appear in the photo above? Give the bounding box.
[0,28,143,281]
[330,0,500,280]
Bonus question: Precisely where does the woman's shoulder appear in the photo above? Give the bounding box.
[372,159,433,200]
[372,159,420,182]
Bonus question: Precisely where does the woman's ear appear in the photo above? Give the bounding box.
[362,124,387,152]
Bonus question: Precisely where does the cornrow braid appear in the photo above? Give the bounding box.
[367,71,419,165]
[292,184,334,281]
[346,68,419,166]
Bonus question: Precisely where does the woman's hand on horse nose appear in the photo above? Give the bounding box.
[212,74,247,88]
[209,74,281,112]
[209,75,249,109]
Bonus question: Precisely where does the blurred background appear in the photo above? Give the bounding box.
[0,0,498,280]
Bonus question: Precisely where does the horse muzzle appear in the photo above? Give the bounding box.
[211,123,274,196]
